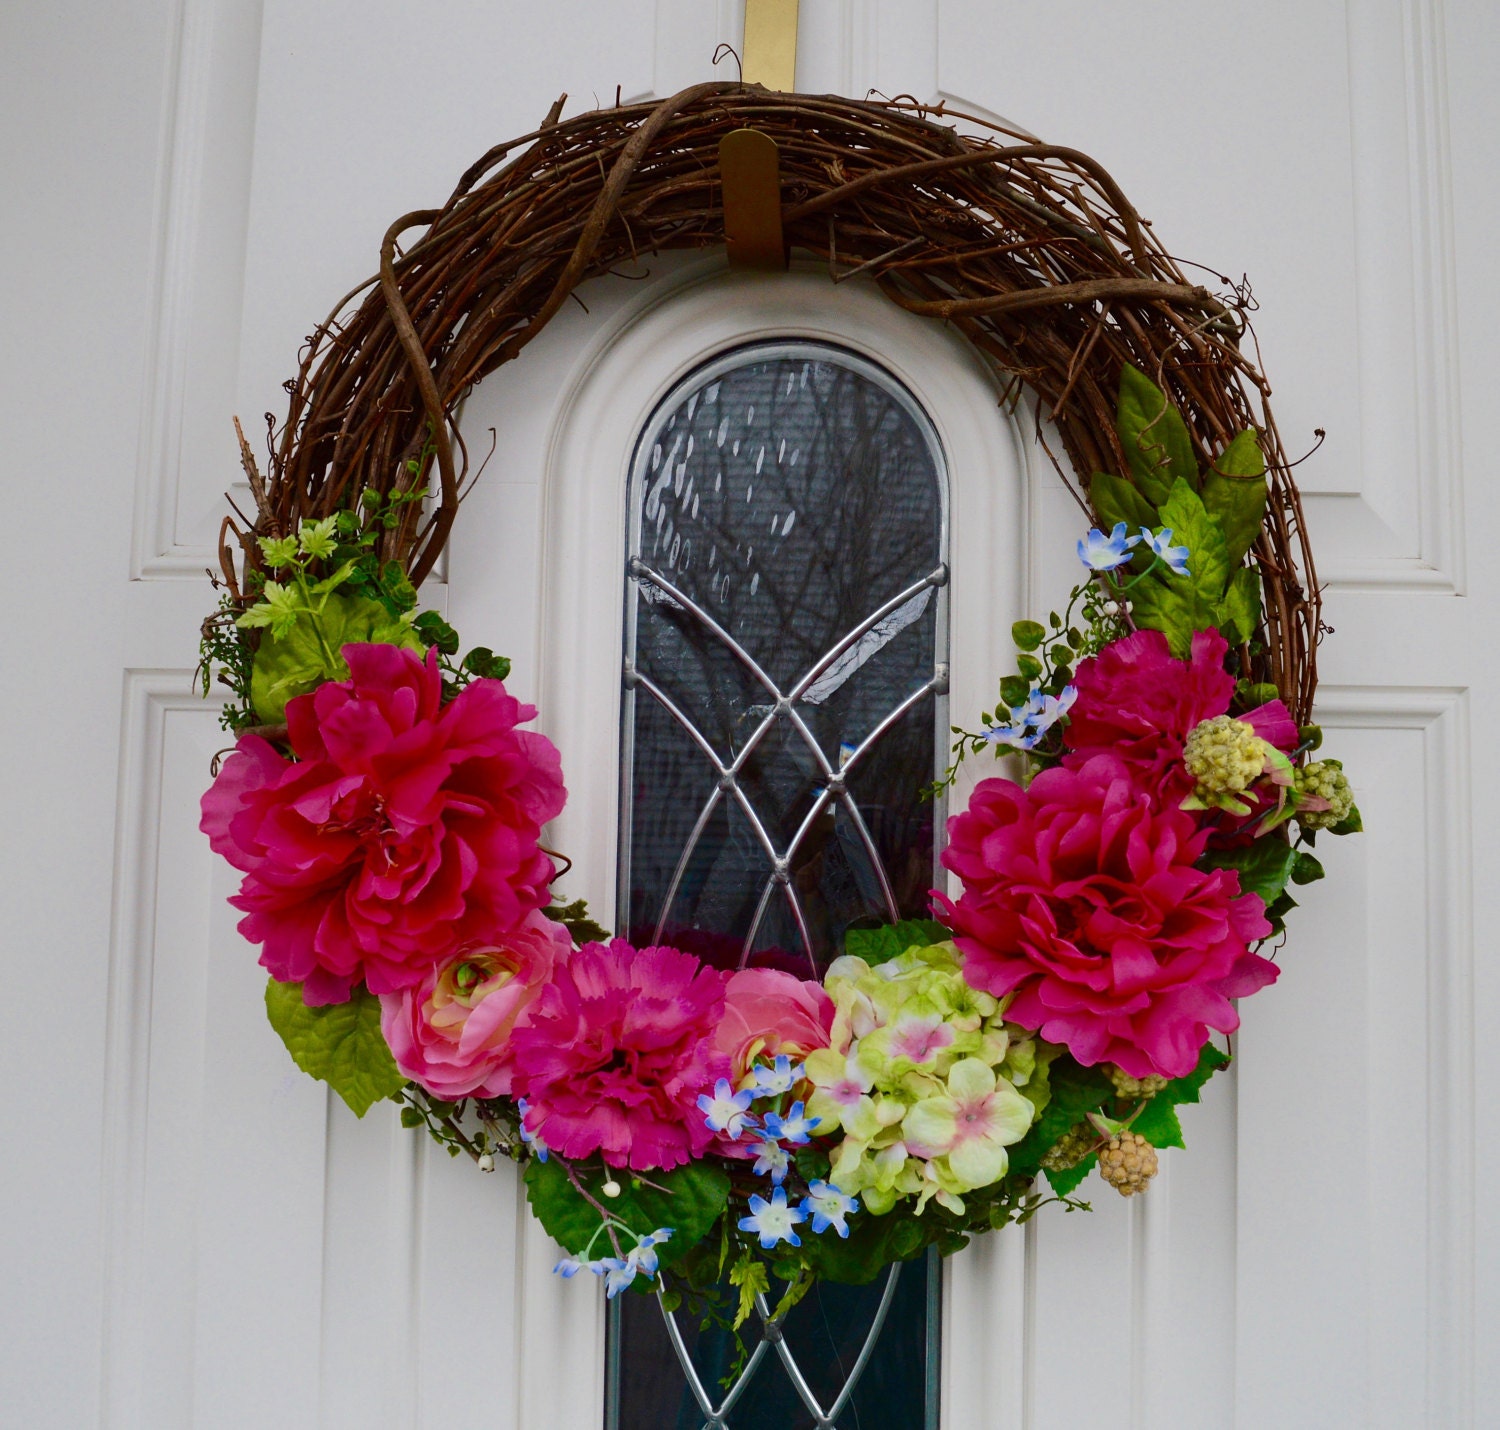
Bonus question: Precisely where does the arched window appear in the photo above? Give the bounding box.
[610,340,948,1428]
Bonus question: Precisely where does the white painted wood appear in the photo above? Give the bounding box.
[5,0,1497,1426]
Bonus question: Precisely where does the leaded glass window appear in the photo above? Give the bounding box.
[611,341,948,1429]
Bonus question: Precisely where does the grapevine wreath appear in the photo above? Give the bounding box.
[198,85,1357,1327]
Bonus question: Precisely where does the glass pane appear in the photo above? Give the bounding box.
[622,343,947,977]
[614,342,947,1429]
[610,1252,940,1430]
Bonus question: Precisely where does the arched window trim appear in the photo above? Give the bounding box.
[453,254,1029,1427]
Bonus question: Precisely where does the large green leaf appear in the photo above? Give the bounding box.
[1116,365,1199,504]
[1088,469,1159,533]
[1007,1059,1113,1176]
[264,979,405,1117]
[1042,1154,1097,1197]
[250,591,424,721]
[1157,478,1232,603]
[1201,429,1269,567]
[1129,1100,1185,1149]
[843,919,952,966]
[1219,566,1263,646]
[1127,1043,1231,1150]
[523,1156,605,1255]
[1124,575,1215,659]
[1199,838,1299,906]
[523,1156,730,1271]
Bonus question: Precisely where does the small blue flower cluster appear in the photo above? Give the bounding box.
[982,682,1079,752]
[699,1055,860,1248]
[697,1055,821,1183]
[556,1227,674,1299]
[739,1180,860,1250]
[1078,521,1190,576]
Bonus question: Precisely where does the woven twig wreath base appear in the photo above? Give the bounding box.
[225,82,1319,720]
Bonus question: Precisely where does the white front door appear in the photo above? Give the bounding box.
[7,3,1495,1427]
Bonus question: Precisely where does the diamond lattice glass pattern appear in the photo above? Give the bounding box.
[613,344,947,1429]
[621,344,948,977]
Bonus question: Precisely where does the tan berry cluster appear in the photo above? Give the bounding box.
[1098,1132,1159,1196]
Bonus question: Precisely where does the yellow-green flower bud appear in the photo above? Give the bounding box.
[1183,715,1268,796]
[1295,760,1354,829]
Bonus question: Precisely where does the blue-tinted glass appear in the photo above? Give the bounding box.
[614,342,947,1429]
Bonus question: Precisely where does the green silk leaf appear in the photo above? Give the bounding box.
[795,1203,924,1284]
[1157,478,1232,603]
[1116,365,1199,503]
[1199,837,1301,906]
[1201,429,1269,568]
[1123,575,1214,659]
[1042,1154,1097,1197]
[250,591,424,721]
[1006,1059,1114,1176]
[523,1156,605,1255]
[523,1157,730,1271]
[843,919,953,966]
[1088,469,1160,533]
[1219,566,1263,646]
[1128,1100,1185,1150]
[1130,1044,1231,1150]
[1011,619,1047,651]
[264,979,405,1117]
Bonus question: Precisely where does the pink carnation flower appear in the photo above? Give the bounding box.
[379,910,571,1099]
[510,940,730,1171]
[715,968,834,1086]
[937,755,1278,1079]
[200,643,566,1005]
[1063,628,1297,800]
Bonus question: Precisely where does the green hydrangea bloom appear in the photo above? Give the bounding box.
[807,943,1047,1216]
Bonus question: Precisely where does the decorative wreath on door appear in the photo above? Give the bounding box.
[198,84,1357,1329]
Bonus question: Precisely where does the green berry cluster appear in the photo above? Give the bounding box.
[1106,1067,1168,1099]
[1040,1122,1099,1172]
[1295,759,1355,830]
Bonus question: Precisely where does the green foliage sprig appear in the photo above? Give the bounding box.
[197,590,259,733]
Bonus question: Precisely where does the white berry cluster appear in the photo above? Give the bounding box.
[1183,714,1267,797]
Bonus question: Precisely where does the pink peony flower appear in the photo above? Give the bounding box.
[715,968,834,1087]
[200,643,566,1005]
[936,754,1278,1079]
[509,940,731,1171]
[379,910,571,1099]
[1062,628,1296,800]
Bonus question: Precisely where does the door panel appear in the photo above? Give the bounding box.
[8,2,1493,1427]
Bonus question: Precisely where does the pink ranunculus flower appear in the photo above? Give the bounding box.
[379,910,572,1099]
[936,754,1278,1079]
[509,940,731,1171]
[715,968,834,1087]
[1062,628,1297,801]
[200,643,566,1005]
